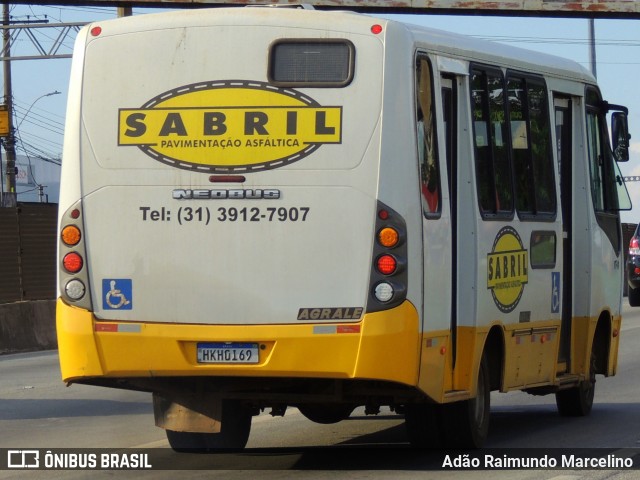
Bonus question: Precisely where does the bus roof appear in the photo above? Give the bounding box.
[89,7,595,85]
[399,20,595,84]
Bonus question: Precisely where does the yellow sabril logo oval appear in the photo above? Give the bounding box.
[118,80,342,173]
[487,227,529,313]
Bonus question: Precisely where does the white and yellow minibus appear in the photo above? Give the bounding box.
[56,5,632,450]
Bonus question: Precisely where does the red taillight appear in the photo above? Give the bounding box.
[377,255,397,275]
[63,252,83,273]
[630,237,640,255]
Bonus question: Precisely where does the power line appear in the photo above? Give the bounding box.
[18,131,63,153]
[15,138,61,166]
[13,108,65,136]
[7,6,640,170]
[472,34,640,47]
[14,101,65,125]
[16,131,61,156]
[13,99,65,122]
[11,4,116,23]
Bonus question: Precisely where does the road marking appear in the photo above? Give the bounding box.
[130,439,168,448]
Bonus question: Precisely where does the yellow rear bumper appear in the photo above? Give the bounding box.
[56,298,421,387]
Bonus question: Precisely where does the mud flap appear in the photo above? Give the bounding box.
[153,393,222,433]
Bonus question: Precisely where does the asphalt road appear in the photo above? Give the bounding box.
[2,304,640,479]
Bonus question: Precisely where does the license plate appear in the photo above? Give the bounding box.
[197,342,259,364]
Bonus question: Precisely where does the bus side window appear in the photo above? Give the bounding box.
[528,80,556,214]
[585,87,630,253]
[416,55,441,217]
[508,77,533,214]
[586,107,607,212]
[471,67,513,217]
[507,74,556,218]
[586,87,625,214]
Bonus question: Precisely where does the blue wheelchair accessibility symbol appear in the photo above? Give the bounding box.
[102,279,133,310]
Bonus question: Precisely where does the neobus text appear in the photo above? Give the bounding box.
[172,189,281,200]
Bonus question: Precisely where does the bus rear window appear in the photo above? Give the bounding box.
[269,40,354,87]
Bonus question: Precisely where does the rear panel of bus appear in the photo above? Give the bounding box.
[57,9,423,390]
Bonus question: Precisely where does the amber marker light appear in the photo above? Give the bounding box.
[61,225,81,246]
[378,227,399,248]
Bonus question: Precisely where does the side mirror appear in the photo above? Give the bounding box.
[612,111,630,162]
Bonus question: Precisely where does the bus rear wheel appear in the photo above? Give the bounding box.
[556,363,595,417]
[165,400,252,452]
[441,356,490,449]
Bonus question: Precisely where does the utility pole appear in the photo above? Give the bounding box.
[117,5,132,17]
[588,18,597,79]
[2,3,16,207]
[0,9,69,207]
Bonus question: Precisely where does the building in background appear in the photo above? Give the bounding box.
[3,154,60,203]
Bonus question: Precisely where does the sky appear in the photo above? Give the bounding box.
[4,4,640,221]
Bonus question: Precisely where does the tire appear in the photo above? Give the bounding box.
[441,356,491,449]
[298,404,355,424]
[629,286,640,306]
[556,359,596,417]
[404,403,443,448]
[166,400,252,452]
